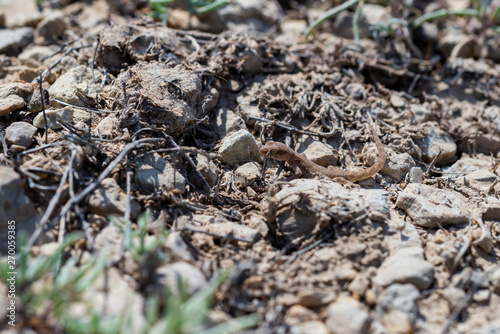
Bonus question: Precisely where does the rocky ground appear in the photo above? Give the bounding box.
[1,0,500,333]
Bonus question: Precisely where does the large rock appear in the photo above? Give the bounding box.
[111,62,202,135]
[48,65,101,108]
[396,184,469,228]
[5,121,37,148]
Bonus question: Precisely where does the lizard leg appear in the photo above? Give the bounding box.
[333,177,360,190]
[287,167,303,181]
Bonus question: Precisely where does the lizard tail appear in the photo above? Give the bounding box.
[346,121,387,182]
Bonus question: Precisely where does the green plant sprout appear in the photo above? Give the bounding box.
[149,0,230,26]
[413,0,500,27]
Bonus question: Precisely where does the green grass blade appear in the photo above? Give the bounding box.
[305,0,360,38]
[413,8,479,27]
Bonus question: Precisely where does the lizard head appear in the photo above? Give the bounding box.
[259,141,292,162]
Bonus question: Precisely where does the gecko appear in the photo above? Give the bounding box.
[259,121,387,182]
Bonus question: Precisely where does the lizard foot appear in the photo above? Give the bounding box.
[333,177,360,190]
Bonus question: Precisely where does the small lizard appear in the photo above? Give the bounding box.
[260,121,386,182]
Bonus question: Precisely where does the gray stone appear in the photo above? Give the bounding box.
[5,121,37,148]
[215,107,246,138]
[473,289,490,303]
[295,137,337,167]
[263,179,377,243]
[93,224,123,264]
[408,167,424,183]
[134,153,185,194]
[112,62,200,135]
[36,11,66,41]
[373,247,434,290]
[217,0,284,33]
[396,184,469,228]
[0,82,39,116]
[409,104,433,124]
[32,107,90,129]
[390,95,405,108]
[441,286,467,313]
[94,113,119,137]
[291,321,329,334]
[164,231,194,261]
[377,283,420,324]
[465,170,498,194]
[474,321,500,334]
[82,267,145,332]
[0,166,39,252]
[0,27,33,55]
[18,46,54,67]
[88,178,141,219]
[218,129,261,165]
[285,305,319,325]
[196,154,218,187]
[487,265,500,291]
[235,162,261,188]
[326,298,371,334]
[155,262,208,296]
[381,150,416,181]
[481,197,500,221]
[48,65,101,108]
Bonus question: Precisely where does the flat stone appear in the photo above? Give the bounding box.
[164,231,194,261]
[5,121,37,148]
[379,149,416,181]
[487,265,500,292]
[93,224,123,264]
[326,297,371,334]
[285,305,318,325]
[373,247,434,290]
[376,283,420,324]
[112,62,201,135]
[218,129,261,165]
[291,321,329,334]
[382,310,413,334]
[196,154,218,187]
[0,81,41,116]
[215,107,246,138]
[18,46,54,67]
[48,65,101,108]
[396,184,469,228]
[155,262,208,296]
[134,153,186,194]
[235,162,261,187]
[0,27,33,55]
[82,267,145,332]
[36,11,66,41]
[416,123,457,165]
[33,107,90,129]
[263,179,375,243]
[295,137,337,167]
[88,178,141,219]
